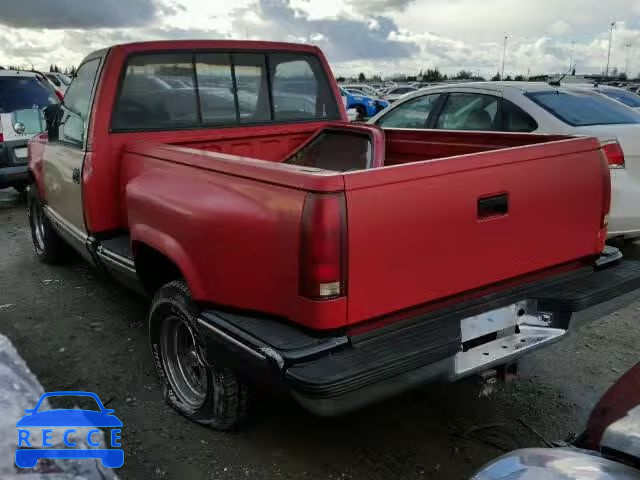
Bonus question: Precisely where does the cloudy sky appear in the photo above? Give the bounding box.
[1,0,640,78]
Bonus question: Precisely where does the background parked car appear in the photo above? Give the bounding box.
[44,72,71,94]
[339,86,389,119]
[0,70,57,192]
[383,85,419,103]
[567,84,640,111]
[369,82,640,240]
[342,83,384,98]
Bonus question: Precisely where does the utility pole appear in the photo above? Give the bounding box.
[605,22,615,78]
[625,42,632,76]
[501,35,508,81]
[569,40,575,71]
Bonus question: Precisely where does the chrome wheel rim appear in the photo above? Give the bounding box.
[160,315,208,409]
[32,201,46,251]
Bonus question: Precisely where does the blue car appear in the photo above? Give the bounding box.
[340,87,389,118]
[16,391,123,469]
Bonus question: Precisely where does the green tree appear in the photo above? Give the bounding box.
[490,72,501,81]
[514,74,524,81]
[454,69,474,80]
[358,72,366,82]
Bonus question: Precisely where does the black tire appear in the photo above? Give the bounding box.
[27,185,72,264]
[149,280,252,431]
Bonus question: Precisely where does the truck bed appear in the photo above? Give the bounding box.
[121,126,608,329]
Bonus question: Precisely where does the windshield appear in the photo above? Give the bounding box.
[0,77,57,113]
[600,89,640,108]
[526,90,640,126]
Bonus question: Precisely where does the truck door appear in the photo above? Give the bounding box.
[43,58,101,246]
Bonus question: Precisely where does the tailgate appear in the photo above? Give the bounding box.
[343,137,607,325]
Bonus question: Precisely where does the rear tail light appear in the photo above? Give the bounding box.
[55,89,64,102]
[0,133,3,143]
[602,140,625,168]
[300,193,346,300]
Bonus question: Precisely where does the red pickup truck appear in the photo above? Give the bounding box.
[27,40,640,430]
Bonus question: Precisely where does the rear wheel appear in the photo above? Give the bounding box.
[149,280,252,431]
[27,185,72,264]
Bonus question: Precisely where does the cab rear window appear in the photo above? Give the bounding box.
[526,90,640,126]
[112,51,340,131]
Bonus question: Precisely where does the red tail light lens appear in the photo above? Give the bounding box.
[300,193,346,300]
[0,133,4,143]
[55,89,64,102]
[602,141,625,168]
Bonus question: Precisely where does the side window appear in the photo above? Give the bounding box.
[501,99,538,132]
[376,94,440,129]
[195,53,236,124]
[112,54,198,130]
[271,53,340,121]
[233,53,270,123]
[58,58,100,147]
[436,93,499,131]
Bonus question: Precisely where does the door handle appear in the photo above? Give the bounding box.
[477,194,508,219]
[72,168,81,184]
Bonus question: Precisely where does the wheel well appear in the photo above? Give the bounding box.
[134,243,183,294]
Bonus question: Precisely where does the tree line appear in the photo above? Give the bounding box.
[0,64,76,75]
[338,69,534,83]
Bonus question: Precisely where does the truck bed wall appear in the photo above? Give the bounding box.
[120,133,606,330]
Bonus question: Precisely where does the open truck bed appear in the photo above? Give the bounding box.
[117,125,640,414]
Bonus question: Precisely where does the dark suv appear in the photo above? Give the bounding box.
[0,71,57,192]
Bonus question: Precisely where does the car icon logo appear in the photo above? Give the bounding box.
[15,391,123,469]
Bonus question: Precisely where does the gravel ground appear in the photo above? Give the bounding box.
[1,187,639,480]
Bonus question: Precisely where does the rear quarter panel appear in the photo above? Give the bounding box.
[122,147,347,328]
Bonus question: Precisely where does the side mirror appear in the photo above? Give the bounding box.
[11,109,47,135]
[42,104,62,139]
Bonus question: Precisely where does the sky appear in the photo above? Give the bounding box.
[1,0,640,78]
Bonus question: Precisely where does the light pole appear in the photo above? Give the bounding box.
[501,35,508,80]
[625,42,632,76]
[605,22,615,78]
[569,40,575,71]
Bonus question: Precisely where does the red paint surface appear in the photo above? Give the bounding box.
[30,40,609,330]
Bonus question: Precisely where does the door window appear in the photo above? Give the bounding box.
[436,93,499,131]
[58,58,100,147]
[501,99,538,132]
[376,94,440,128]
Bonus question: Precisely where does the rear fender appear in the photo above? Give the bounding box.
[129,224,206,298]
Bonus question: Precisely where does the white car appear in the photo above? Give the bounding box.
[382,85,418,103]
[369,82,640,239]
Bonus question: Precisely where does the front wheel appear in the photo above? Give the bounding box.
[149,280,252,431]
[27,185,72,264]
